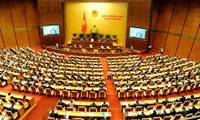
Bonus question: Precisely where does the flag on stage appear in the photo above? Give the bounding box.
[81,12,87,33]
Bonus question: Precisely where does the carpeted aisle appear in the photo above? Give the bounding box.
[25,96,59,120]
[101,57,125,120]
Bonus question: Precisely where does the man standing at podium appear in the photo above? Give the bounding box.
[91,25,97,33]
[91,25,97,41]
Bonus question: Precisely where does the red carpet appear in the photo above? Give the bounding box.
[101,57,124,120]
[26,96,58,120]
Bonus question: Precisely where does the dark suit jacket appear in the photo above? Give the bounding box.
[50,112,58,118]
[58,101,67,107]
[9,107,17,113]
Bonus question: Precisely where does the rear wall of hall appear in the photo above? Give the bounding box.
[3,0,200,61]
[64,2,128,46]
[150,0,200,61]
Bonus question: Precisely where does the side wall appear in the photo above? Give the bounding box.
[151,0,200,61]
[37,0,65,46]
[0,0,40,48]
[126,0,152,51]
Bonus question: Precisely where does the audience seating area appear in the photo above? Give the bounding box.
[121,94,200,120]
[106,54,200,99]
[1,48,200,120]
[47,100,111,120]
[0,91,35,120]
[0,48,106,99]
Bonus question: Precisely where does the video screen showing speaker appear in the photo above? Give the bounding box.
[42,25,60,36]
[129,26,146,40]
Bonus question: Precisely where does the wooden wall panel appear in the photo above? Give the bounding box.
[151,0,159,29]
[189,40,200,61]
[2,32,17,48]
[152,32,166,52]
[149,31,155,47]
[25,0,39,27]
[126,0,152,51]
[182,0,199,38]
[0,0,39,48]
[164,35,180,55]
[28,29,41,47]
[11,0,26,28]
[156,0,174,31]
[16,30,29,47]
[176,38,193,58]
[151,0,200,60]
[169,0,189,34]
[0,0,13,30]
[0,32,4,49]
[38,1,64,46]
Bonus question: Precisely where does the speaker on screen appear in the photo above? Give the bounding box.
[42,25,60,36]
[129,26,146,40]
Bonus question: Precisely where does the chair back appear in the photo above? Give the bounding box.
[63,90,70,98]
[193,99,199,105]
[165,103,172,109]
[99,91,106,98]
[18,100,24,106]
[9,99,15,104]
[125,107,133,112]
[146,89,152,97]
[89,91,97,99]
[169,86,175,94]
[78,106,86,112]
[100,107,108,112]
[183,101,190,107]
[154,89,160,96]
[46,88,52,96]
[47,117,55,120]
[127,90,134,98]
[38,87,45,94]
[153,117,161,120]
[56,105,63,110]
[23,84,29,92]
[5,110,13,117]
[147,105,154,110]
[137,90,143,97]
[30,86,37,93]
[175,102,182,108]
[1,97,7,103]
[10,82,16,90]
[135,106,143,112]
[156,104,163,110]
[16,84,22,91]
[81,90,88,98]
[163,116,171,120]
[55,89,61,96]
[162,88,168,95]
[174,114,182,120]
[176,86,182,93]
[66,107,74,111]
[89,107,97,112]
[71,91,79,98]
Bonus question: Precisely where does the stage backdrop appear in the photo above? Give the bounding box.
[64,2,128,46]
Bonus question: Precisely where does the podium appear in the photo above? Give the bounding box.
[91,33,98,42]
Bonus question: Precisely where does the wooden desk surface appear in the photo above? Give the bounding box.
[55,110,112,117]
[53,85,106,91]
[63,100,109,107]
